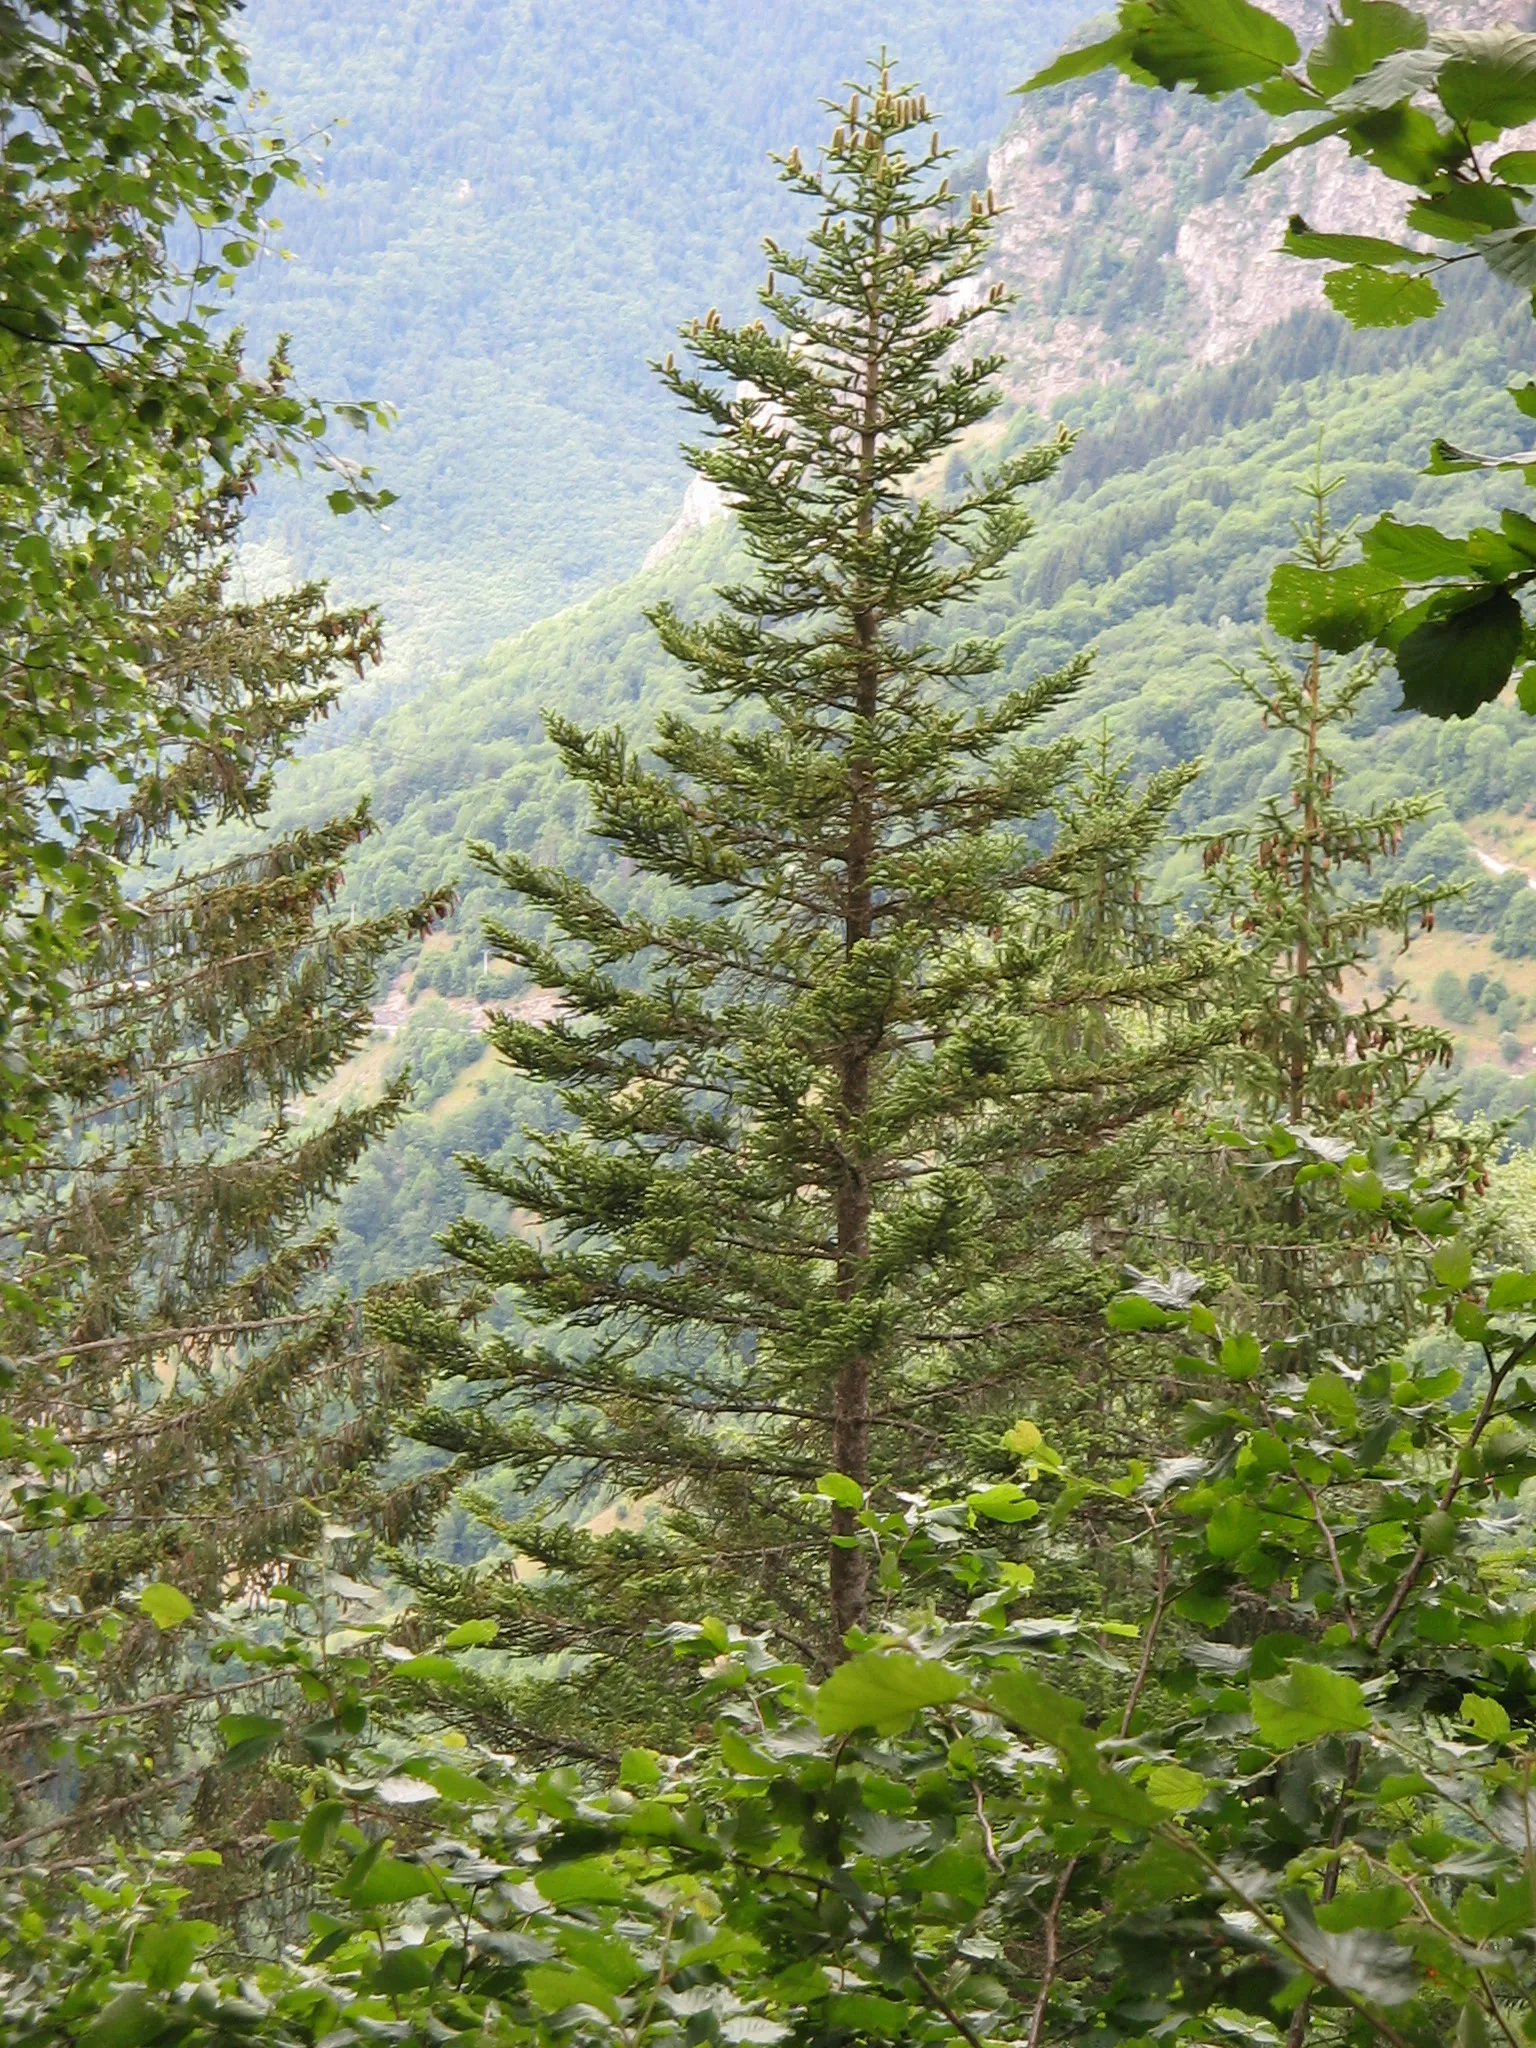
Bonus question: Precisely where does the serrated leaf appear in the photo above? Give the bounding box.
[1322,264,1443,327]
[989,1667,1087,1737]
[1461,1692,1513,1742]
[1283,224,1428,265]
[1251,1662,1371,1746]
[137,1582,193,1631]
[1432,1239,1473,1288]
[1206,1495,1262,1557]
[1488,1269,1536,1310]
[1396,587,1524,718]
[130,1921,201,1991]
[1437,27,1536,128]
[1143,1763,1207,1812]
[299,1800,345,1862]
[340,1855,437,1907]
[392,1653,467,1685]
[1266,560,1402,651]
[1220,1331,1262,1380]
[1360,516,1472,579]
[1316,1882,1412,1932]
[524,1965,620,2020]
[373,1775,441,1806]
[1332,43,1442,111]
[814,1650,966,1734]
[1001,1417,1043,1457]
[1128,0,1299,94]
[535,1857,628,1904]
[1308,3,1428,96]
[79,1988,157,2048]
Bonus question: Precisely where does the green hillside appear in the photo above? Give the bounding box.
[229,39,1536,1274]
[236,0,1084,674]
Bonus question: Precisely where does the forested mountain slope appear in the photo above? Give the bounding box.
[236,0,1083,674]
[242,16,1536,1273]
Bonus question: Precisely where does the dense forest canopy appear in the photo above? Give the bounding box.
[18,8,1536,2048]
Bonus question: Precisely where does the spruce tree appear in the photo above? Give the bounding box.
[0,475,446,1865]
[381,68,1223,1747]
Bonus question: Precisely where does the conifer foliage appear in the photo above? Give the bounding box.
[0,480,447,1864]
[385,69,1223,1732]
[1166,463,1471,1371]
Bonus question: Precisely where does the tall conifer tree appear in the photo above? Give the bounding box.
[0,477,446,1866]
[384,69,1223,1746]
[1177,463,1470,1364]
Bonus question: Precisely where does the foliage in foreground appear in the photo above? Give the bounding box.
[12,1142,1536,2048]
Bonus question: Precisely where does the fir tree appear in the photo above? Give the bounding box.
[0,475,446,1865]
[1175,461,1471,1362]
[380,67,1224,1748]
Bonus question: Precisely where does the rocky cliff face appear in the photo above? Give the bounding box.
[986,2,1536,400]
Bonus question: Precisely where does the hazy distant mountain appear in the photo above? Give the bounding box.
[236,0,1084,677]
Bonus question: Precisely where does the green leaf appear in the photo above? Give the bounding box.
[1360,516,1472,579]
[1432,1239,1474,1289]
[966,1481,1040,1522]
[1321,264,1443,327]
[535,1857,629,1904]
[915,1846,991,1906]
[80,1988,158,2048]
[1106,1292,1182,1330]
[1458,1873,1534,1940]
[1308,2,1428,96]
[340,1855,437,1907]
[373,1946,435,1995]
[299,1800,345,1862]
[1001,1417,1045,1457]
[137,1582,193,1631]
[814,1650,967,1734]
[1437,28,1536,129]
[392,1653,468,1684]
[1266,560,1402,652]
[1020,29,1141,90]
[988,1667,1088,1738]
[816,1471,864,1509]
[1142,1762,1207,1812]
[442,1618,498,1648]
[1250,114,1349,176]
[1396,587,1525,718]
[1461,1692,1513,1742]
[1495,151,1536,183]
[1488,1269,1536,1310]
[524,1965,621,2020]
[130,1921,199,1991]
[619,1747,662,1788]
[825,1994,912,2038]
[1306,1371,1359,1429]
[218,1712,284,1768]
[1220,1330,1262,1380]
[1316,1882,1412,1932]
[1251,1662,1371,1746]
[1283,224,1428,265]
[1128,0,1300,94]
[555,1926,643,1990]
[1206,1495,1262,1557]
